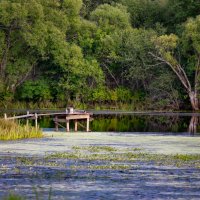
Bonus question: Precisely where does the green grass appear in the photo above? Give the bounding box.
[0,119,43,140]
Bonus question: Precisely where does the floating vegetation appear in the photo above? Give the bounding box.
[46,145,200,168]
[70,164,131,170]
[3,145,200,170]
[0,119,43,140]
[16,157,64,168]
[46,151,148,162]
[128,147,143,151]
[72,145,117,152]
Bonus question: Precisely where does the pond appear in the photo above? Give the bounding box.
[1,110,200,199]
[0,132,200,200]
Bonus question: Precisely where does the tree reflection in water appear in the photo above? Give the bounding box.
[1,112,200,135]
[188,116,199,134]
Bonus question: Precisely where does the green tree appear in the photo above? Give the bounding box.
[0,0,69,95]
[89,4,131,87]
[0,0,105,105]
[90,3,131,32]
[162,0,200,32]
[17,79,51,102]
[81,0,118,17]
[119,0,165,28]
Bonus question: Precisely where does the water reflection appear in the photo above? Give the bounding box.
[39,114,200,135]
[188,116,199,134]
[1,111,200,135]
[90,114,192,134]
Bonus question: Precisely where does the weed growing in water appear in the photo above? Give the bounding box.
[3,193,24,200]
[46,145,200,168]
[72,145,117,152]
[0,119,43,140]
[16,156,64,168]
[70,164,131,170]
[3,186,53,200]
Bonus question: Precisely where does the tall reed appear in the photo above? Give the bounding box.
[0,119,43,140]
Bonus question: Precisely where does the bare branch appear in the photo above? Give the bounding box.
[149,52,192,93]
[102,63,119,87]
[13,63,36,91]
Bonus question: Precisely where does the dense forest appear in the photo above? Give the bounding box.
[0,0,200,110]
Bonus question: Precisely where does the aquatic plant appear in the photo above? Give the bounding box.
[70,164,131,170]
[3,193,24,200]
[0,119,43,140]
[46,145,200,168]
[72,145,117,152]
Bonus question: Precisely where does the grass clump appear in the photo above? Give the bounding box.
[15,156,64,168]
[45,152,81,160]
[0,119,43,140]
[3,193,24,200]
[46,149,144,162]
[72,145,117,152]
[172,154,200,161]
[71,164,131,170]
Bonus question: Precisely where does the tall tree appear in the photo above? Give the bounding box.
[0,0,69,94]
[151,16,200,110]
[162,0,200,32]
[89,3,131,87]
[0,0,104,104]
[119,0,165,28]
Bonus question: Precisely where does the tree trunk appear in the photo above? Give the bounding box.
[189,91,199,111]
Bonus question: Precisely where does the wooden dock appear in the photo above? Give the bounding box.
[3,109,92,132]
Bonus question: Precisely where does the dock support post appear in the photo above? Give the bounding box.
[26,111,29,126]
[26,118,29,127]
[66,119,70,132]
[86,116,89,132]
[35,113,38,130]
[55,116,58,131]
[74,119,78,132]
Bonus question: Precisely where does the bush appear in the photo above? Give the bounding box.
[17,80,52,102]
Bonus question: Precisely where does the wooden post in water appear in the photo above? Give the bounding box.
[26,111,29,126]
[66,119,70,132]
[74,119,78,132]
[86,116,89,132]
[55,115,58,131]
[35,113,38,130]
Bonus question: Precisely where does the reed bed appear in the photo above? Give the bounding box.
[0,119,43,140]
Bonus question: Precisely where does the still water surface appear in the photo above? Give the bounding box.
[39,113,200,135]
[1,110,200,135]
